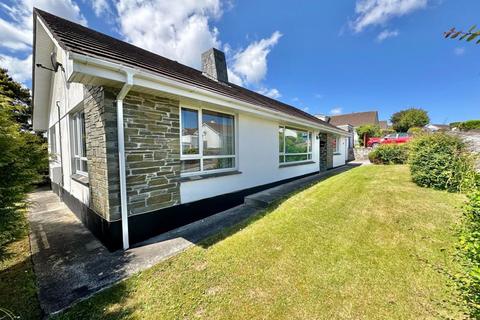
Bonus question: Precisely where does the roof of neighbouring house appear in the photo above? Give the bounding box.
[34,8,342,132]
[329,111,379,127]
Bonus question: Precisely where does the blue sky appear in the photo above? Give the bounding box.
[0,0,478,124]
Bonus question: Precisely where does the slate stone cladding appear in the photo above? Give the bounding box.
[84,86,120,221]
[122,91,181,216]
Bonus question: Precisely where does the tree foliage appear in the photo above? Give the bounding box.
[356,124,381,147]
[0,68,48,249]
[0,68,32,131]
[390,108,429,132]
[444,24,480,45]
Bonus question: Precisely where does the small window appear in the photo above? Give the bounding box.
[180,107,236,175]
[279,126,312,163]
[49,125,57,154]
[71,111,88,176]
[334,137,341,153]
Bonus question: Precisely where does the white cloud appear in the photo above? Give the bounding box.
[0,0,87,51]
[230,31,282,84]
[330,107,342,115]
[376,29,399,41]
[91,0,110,16]
[257,87,281,99]
[454,47,465,56]
[227,68,243,86]
[115,0,222,68]
[314,93,324,99]
[351,0,428,33]
[0,54,33,84]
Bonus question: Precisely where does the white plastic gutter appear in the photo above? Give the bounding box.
[117,71,134,250]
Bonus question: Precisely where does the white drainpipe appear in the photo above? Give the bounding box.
[117,71,134,250]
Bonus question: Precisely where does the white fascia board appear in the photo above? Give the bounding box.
[68,52,349,136]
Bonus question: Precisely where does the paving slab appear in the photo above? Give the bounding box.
[27,164,359,315]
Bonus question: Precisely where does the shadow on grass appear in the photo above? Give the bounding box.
[194,164,360,249]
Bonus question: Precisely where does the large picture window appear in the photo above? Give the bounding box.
[180,107,235,175]
[279,126,312,163]
[71,111,88,176]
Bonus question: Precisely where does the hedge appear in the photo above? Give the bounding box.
[408,133,477,193]
[368,143,409,165]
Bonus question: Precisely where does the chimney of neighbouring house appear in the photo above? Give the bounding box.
[201,48,228,83]
[315,114,331,123]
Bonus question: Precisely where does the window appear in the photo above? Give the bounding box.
[49,125,57,154]
[333,136,341,153]
[71,111,88,176]
[279,126,312,163]
[180,107,235,175]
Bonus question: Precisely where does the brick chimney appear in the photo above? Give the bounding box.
[201,48,228,83]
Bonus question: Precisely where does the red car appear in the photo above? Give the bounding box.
[367,133,412,148]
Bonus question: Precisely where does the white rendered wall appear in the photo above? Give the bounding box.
[47,46,89,206]
[180,112,321,204]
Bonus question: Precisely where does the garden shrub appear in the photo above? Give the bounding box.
[368,143,409,164]
[408,133,478,193]
[457,190,480,318]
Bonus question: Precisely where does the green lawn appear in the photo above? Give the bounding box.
[0,210,42,320]
[56,165,466,319]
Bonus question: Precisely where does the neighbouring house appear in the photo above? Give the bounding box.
[32,9,351,250]
[379,120,389,130]
[328,111,386,145]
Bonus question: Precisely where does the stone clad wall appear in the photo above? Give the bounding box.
[84,86,120,221]
[326,133,334,169]
[122,91,181,216]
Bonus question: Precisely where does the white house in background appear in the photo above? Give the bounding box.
[32,8,351,250]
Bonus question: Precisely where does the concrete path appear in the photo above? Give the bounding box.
[28,164,358,315]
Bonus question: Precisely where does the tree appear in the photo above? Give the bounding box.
[390,108,429,132]
[0,68,48,249]
[444,25,480,45]
[356,124,381,147]
[0,68,32,131]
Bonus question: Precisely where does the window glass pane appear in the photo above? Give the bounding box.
[202,110,234,156]
[73,115,79,156]
[285,127,308,154]
[80,112,87,157]
[81,160,88,173]
[181,159,201,173]
[181,108,199,155]
[285,154,308,162]
[203,157,235,171]
[279,127,284,152]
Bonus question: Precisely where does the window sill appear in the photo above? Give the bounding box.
[279,161,315,168]
[71,173,89,186]
[179,170,242,182]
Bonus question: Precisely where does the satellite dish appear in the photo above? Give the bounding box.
[50,51,60,72]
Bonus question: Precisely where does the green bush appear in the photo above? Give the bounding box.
[460,120,480,131]
[408,133,478,193]
[457,190,480,318]
[369,143,409,165]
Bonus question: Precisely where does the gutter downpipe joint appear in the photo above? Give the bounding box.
[117,71,134,250]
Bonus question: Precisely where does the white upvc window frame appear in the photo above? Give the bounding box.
[279,125,313,164]
[180,105,237,177]
[70,110,88,177]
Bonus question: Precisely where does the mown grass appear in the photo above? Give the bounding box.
[56,165,467,319]
[0,210,41,319]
